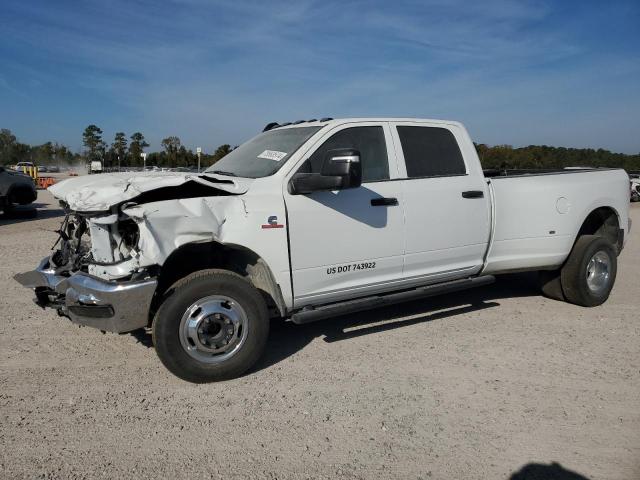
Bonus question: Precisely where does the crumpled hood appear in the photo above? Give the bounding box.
[49,171,253,212]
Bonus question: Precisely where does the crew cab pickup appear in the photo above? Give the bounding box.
[14,118,631,382]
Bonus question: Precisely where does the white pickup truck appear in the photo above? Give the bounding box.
[15,118,631,382]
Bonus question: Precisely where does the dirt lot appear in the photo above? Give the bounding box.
[1,190,638,480]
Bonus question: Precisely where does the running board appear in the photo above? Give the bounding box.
[291,275,495,325]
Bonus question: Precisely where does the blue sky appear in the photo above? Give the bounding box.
[1,0,639,153]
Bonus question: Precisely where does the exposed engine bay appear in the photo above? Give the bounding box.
[51,211,147,281]
[40,172,254,282]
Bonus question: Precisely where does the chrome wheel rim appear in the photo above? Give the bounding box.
[586,250,611,294]
[179,295,248,364]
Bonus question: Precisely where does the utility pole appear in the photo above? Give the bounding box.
[197,147,202,173]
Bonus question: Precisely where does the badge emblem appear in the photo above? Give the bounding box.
[261,215,284,229]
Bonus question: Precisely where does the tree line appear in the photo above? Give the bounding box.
[82,125,233,169]
[2,125,639,172]
[0,128,80,166]
[0,125,234,169]
[476,143,640,172]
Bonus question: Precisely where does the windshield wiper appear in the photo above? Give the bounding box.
[209,170,238,177]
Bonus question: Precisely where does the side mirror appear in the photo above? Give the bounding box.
[289,148,362,195]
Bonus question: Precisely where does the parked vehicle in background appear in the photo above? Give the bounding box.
[89,160,103,174]
[0,165,37,213]
[631,177,640,202]
[37,165,48,173]
[14,161,35,171]
[15,117,631,382]
[48,165,60,173]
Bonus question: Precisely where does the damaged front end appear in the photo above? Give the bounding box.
[14,171,253,333]
[14,172,251,334]
[14,210,158,333]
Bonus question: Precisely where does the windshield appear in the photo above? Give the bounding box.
[205,126,322,178]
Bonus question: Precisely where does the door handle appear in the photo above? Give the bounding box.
[371,197,399,206]
[461,190,484,199]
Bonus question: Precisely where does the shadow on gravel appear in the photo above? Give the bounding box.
[510,462,591,479]
[129,328,154,348]
[0,202,65,225]
[125,273,543,372]
[251,272,542,375]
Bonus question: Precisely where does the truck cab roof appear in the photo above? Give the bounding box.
[266,117,464,131]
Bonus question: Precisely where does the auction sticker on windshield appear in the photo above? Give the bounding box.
[257,150,288,161]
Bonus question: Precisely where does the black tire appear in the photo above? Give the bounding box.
[152,269,269,383]
[538,269,565,301]
[10,185,37,205]
[560,235,617,307]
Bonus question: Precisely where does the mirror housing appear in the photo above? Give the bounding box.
[289,148,362,195]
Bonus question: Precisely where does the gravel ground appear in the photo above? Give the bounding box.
[1,190,639,480]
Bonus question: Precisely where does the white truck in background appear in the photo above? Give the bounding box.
[631,176,640,202]
[15,118,631,382]
[89,160,103,174]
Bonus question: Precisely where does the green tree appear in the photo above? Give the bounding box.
[112,132,128,167]
[128,132,149,167]
[0,129,18,165]
[177,145,196,168]
[161,136,181,166]
[51,143,78,165]
[82,124,105,161]
[32,142,55,165]
[213,144,232,161]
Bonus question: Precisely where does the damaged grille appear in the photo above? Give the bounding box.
[50,212,141,280]
[50,214,91,274]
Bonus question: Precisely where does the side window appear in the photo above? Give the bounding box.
[299,126,390,182]
[397,126,466,177]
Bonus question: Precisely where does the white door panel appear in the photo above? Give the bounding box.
[287,182,403,298]
[401,175,489,278]
[285,122,405,306]
[390,122,491,280]
[287,182,404,306]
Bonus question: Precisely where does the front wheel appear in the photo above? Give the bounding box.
[152,269,269,383]
[560,235,617,307]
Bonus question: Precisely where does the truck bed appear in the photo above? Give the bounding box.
[481,168,630,274]
[482,167,619,178]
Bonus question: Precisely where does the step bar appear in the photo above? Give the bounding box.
[291,275,496,325]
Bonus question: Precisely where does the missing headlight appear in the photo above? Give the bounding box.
[117,218,140,257]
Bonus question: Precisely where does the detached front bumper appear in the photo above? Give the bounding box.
[14,257,157,333]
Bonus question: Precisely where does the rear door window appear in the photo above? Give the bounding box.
[397,126,466,178]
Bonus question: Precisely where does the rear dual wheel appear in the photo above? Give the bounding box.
[539,235,617,307]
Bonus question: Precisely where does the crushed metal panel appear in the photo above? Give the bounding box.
[49,172,252,212]
[122,196,248,267]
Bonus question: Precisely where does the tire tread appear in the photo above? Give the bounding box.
[561,235,617,307]
[152,268,269,383]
